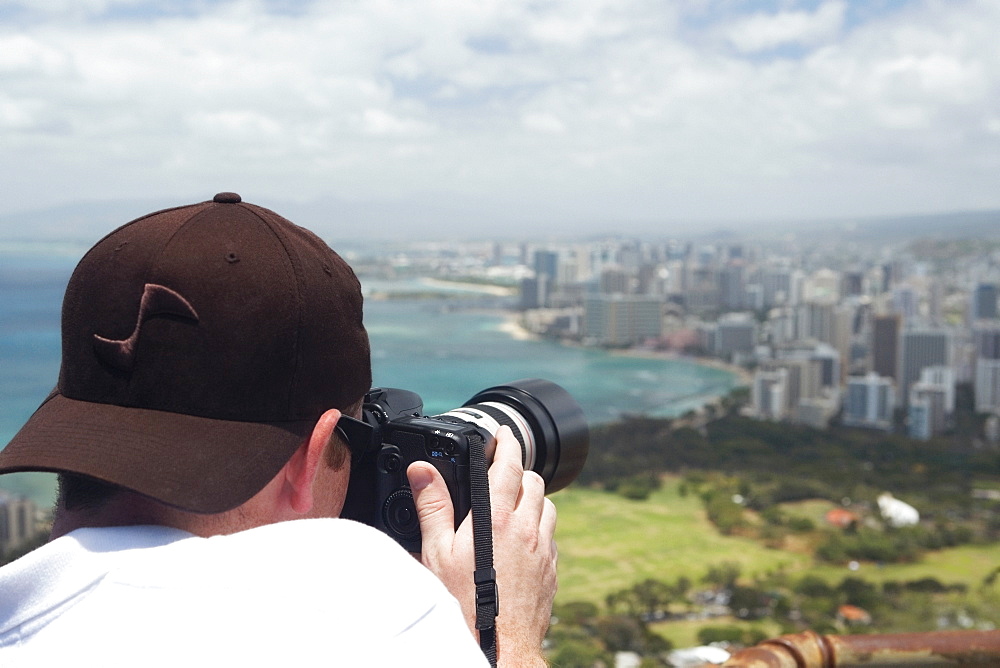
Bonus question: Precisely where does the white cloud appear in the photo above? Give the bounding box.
[362,108,435,137]
[722,1,846,53]
[1,0,999,233]
[521,112,566,134]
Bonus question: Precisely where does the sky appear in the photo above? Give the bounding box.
[2,0,999,240]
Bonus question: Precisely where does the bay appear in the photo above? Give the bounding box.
[0,251,738,508]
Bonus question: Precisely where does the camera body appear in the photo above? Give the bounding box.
[373,411,487,552]
[340,379,589,553]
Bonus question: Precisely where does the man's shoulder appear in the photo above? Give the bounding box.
[117,518,428,582]
[1,521,486,664]
[208,518,424,576]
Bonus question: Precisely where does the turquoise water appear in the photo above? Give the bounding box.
[0,251,737,507]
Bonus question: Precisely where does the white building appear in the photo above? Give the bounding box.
[878,493,919,528]
[0,492,38,556]
[751,368,789,420]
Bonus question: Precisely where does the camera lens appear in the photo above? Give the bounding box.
[437,378,589,493]
[383,489,420,540]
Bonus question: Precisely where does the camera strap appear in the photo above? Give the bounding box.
[468,433,498,667]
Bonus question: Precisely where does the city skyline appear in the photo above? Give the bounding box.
[349,220,1000,440]
[3,0,1000,240]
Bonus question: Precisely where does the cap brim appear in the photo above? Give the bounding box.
[0,392,313,514]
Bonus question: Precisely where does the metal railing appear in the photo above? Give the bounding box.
[720,629,1000,667]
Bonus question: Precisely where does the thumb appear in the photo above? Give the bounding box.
[408,462,456,554]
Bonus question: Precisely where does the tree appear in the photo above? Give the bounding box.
[703,561,742,590]
[631,578,673,618]
[606,579,674,619]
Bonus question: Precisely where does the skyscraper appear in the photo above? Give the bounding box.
[752,368,789,420]
[899,329,950,407]
[973,283,999,321]
[843,373,895,431]
[716,313,757,360]
[974,323,1000,413]
[583,294,662,346]
[872,314,901,380]
[0,492,37,556]
[533,250,559,284]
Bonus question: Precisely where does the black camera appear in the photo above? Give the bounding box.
[339,378,589,552]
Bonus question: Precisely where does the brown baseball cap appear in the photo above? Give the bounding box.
[0,193,371,513]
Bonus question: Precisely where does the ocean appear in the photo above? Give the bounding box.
[0,249,738,508]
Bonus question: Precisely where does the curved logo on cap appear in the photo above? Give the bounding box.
[93,283,199,371]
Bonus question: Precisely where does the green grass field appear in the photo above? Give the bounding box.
[808,543,1000,588]
[552,477,1000,606]
[552,477,811,605]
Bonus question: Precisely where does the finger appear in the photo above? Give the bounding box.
[514,470,546,518]
[407,462,455,555]
[488,426,527,514]
[540,497,557,542]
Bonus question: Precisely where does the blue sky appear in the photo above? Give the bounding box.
[1,0,998,239]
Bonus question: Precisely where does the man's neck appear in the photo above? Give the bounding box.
[50,493,266,540]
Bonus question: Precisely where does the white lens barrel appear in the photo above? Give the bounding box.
[440,402,537,471]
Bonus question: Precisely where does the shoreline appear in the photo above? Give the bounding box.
[610,347,753,388]
[495,311,751,388]
[418,277,517,297]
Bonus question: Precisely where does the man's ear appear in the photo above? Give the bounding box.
[284,408,342,515]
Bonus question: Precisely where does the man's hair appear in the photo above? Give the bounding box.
[57,472,123,512]
[329,397,364,471]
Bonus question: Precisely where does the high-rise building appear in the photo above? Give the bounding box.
[715,313,757,360]
[764,307,796,347]
[0,492,37,556]
[843,373,895,431]
[871,314,901,380]
[519,275,549,309]
[533,250,559,284]
[974,323,1000,413]
[774,342,840,391]
[908,366,954,439]
[583,294,662,346]
[891,285,919,320]
[842,272,864,297]
[909,382,949,440]
[760,355,826,418]
[880,263,895,293]
[796,302,835,344]
[908,398,932,440]
[973,283,999,321]
[899,329,950,407]
[752,368,789,420]
[928,281,944,326]
[720,262,746,311]
[832,305,855,383]
[761,268,794,308]
[976,358,1000,414]
[684,266,721,313]
[599,268,629,295]
[974,324,1000,359]
[916,365,955,413]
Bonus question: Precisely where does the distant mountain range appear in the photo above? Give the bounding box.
[2,196,998,246]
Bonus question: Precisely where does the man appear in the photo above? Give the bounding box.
[0,193,557,665]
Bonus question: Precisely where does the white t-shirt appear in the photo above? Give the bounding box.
[0,518,488,667]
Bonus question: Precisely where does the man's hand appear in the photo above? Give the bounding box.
[408,426,557,666]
